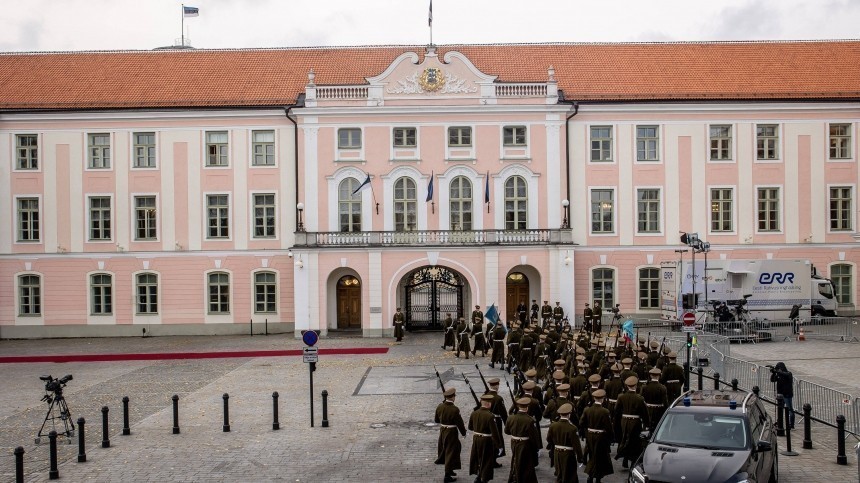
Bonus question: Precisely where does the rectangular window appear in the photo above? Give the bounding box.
[830,186,853,231]
[18,275,41,316]
[136,273,158,314]
[639,267,660,310]
[590,126,613,162]
[133,132,156,168]
[503,126,527,146]
[254,272,277,314]
[252,130,275,166]
[592,268,615,308]
[88,133,111,169]
[207,194,229,238]
[829,124,852,159]
[393,127,417,147]
[91,273,112,315]
[710,125,732,160]
[16,134,38,170]
[757,187,780,232]
[448,127,472,147]
[710,188,734,232]
[831,264,852,306]
[206,131,229,166]
[134,196,157,240]
[208,272,230,314]
[756,124,779,160]
[591,189,614,233]
[253,193,276,238]
[338,128,362,149]
[89,196,112,240]
[17,198,40,242]
[636,125,659,161]
[636,189,660,233]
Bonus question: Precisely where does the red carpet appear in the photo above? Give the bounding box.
[0,347,389,364]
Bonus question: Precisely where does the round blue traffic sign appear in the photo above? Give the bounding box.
[302,330,319,347]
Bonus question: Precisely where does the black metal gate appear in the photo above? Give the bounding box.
[404,266,464,330]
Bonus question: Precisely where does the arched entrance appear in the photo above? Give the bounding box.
[505,272,530,322]
[336,275,362,329]
[403,266,465,330]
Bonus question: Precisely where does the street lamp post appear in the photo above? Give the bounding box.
[297,202,305,232]
[561,199,570,228]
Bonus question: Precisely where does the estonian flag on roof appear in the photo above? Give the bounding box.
[183,6,199,17]
[352,174,371,195]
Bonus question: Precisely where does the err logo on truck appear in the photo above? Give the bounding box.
[759,272,795,284]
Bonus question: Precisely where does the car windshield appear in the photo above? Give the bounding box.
[655,412,748,450]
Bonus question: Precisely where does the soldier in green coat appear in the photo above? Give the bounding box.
[435,387,467,483]
[660,352,685,403]
[393,307,405,342]
[579,389,614,483]
[468,394,503,483]
[505,397,541,483]
[546,402,585,483]
[456,318,471,359]
[614,376,650,469]
[442,313,455,350]
[490,321,507,369]
[641,368,668,432]
[541,300,553,326]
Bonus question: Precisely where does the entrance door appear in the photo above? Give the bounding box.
[336,276,361,329]
[404,266,464,330]
[505,272,530,322]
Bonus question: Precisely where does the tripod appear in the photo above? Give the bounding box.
[36,388,75,444]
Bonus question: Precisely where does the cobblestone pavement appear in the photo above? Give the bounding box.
[0,333,857,482]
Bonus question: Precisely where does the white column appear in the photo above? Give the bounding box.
[43,139,58,252]
[485,250,499,307]
[115,133,130,251]
[664,127,680,244]
[737,124,754,240]
[160,131,176,250]
[293,253,310,336]
[0,134,10,253]
[187,135,202,251]
[303,126,319,232]
[618,123,633,244]
[369,251,383,334]
[70,135,84,252]
[546,119,562,228]
[233,130,248,250]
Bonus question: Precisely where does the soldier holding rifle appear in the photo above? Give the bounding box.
[434,387,466,483]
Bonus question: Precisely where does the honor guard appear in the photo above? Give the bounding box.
[660,351,685,402]
[543,381,572,423]
[490,321,507,369]
[485,378,508,459]
[583,303,594,334]
[603,363,624,415]
[468,393,503,483]
[546,402,584,483]
[505,323,522,373]
[541,300,553,326]
[393,307,405,342]
[505,397,541,483]
[517,299,528,325]
[641,368,668,432]
[530,299,540,321]
[614,376,650,469]
[579,389,614,483]
[455,318,471,359]
[591,301,603,334]
[442,313,455,350]
[553,302,565,328]
[435,387,467,482]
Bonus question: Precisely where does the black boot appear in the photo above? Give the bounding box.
[490,362,494,369]
[623,458,629,469]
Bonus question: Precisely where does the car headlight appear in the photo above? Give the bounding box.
[725,473,750,483]
[631,466,647,483]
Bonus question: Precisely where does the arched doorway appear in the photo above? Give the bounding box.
[403,266,464,330]
[336,275,361,329]
[505,272,530,322]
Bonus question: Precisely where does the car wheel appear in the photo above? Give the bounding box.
[768,448,779,483]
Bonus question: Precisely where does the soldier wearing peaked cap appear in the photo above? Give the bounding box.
[579,389,614,483]
[468,393,503,483]
[505,397,541,483]
[456,318,471,359]
[576,374,604,421]
[484,377,508,460]
[393,307,405,342]
[490,320,507,369]
[546,402,584,482]
[442,312,455,350]
[614,376,649,470]
[541,300,554,327]
[660,351,685,403]
[530,299,540,322]
[544,382,572,423]
[641,367,668,432]
[435,387,467,482]
[583,303,594,334]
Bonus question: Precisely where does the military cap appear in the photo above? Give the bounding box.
[588,374,602,383]
[476,305,481,308]
[443,387,456,397]
[668,351,678,359]
[662,346,671,354]
[649,368,662,376]
[539,334,547,340]
[637,351,647,359]
[625,376,639,386]
[650,340,659,349]
[592,389,607,398]
[554,359,566,366]
[552,370,565,380]
[487,377,500,385]
[557,383,571,392]
[558,403,573,415]
[622,357,633,364]
[611,362,623,372]
[522,381,537,391]
[524,328,532,333]
[607,352,617,358]
[576,346,586,355]
[525,369,537,378]
[516,397,532,406]
[480,394,495,402]
[575,355,586,362]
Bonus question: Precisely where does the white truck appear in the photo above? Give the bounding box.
[661,259,838,320]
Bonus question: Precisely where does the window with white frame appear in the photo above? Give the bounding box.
[17,197,40,242]
[756,124,779,160]
[710,188,733,232]
[252,130,275,166]
[450,176,473,231]
[88,133,111,169]
[253,193,276,238]
[830,186,853,231]
[636,189,660,233]
[829,124,852,160]
[639,267,660,310]
[591,189,614,233]
[18,274,41,316]
[208,272,230,314]
[206,131,229,167]
[91,273,112,315]
[16,134,38,170]
[254,271,277,314]
[338,128,362,149]
[503,126,527,146]
[710,125,732,161]
[592,268,615,308]
[504,176,527,230]
[636,125,659,161]
[338,178,362,233]
[133,132,156,168]
[590,126,613,162]
[394,177,417,231]
[207,194,230,239]
[831,264,852,306]
[136,273,158,314]
[89,196,112,240]
[448,127,472,147]
[757,187,780,232]
[134,196,157,240]
[393,127,417,147]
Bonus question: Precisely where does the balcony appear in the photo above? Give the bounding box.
[293,229,573,248]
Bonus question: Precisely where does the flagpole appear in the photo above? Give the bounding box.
[181,4,185,47]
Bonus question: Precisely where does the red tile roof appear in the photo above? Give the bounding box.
[1,41,859,110]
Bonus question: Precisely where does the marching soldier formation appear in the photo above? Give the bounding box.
[433,309,679,482]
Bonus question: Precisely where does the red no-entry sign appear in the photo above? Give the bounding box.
[682,312,696,326]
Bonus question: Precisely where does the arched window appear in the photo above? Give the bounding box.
[18,274,41,316]
[449,176,472,231]
[208,272,230,314]
[91,273,113,315]
[504,176,527,230]
[136,273,158,314]
[394,177,417,231]
[338,178,362,232]
[254,271,277,314]
[592,268,615,308]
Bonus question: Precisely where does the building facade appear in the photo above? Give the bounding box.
[0,41,858,338]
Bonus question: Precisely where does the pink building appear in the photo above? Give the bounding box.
[0,41,858,338]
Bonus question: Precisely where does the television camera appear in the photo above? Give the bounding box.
[36,374,75,444]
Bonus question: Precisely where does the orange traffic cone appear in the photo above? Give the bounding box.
[798,324,806,341]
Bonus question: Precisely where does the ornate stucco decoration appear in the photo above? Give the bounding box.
[387,68,478,94]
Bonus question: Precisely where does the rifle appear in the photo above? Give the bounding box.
[657,336,667,357]
[475,364,490,393]
[463,373,480,409]
[505,375,516,402]
[434,364,446,392]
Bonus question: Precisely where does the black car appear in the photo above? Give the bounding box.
[630,389,778,483]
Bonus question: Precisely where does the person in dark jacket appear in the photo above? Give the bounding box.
[435,387,467,482]
[770,362,795,429]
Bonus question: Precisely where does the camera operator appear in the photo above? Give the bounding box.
[769,362,794,429]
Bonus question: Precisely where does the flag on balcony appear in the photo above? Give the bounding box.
[426,171,434,202]
[183,5,199,17]
[484,171,490,212]
[352,174,371,195]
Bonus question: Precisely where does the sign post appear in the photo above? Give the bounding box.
[302,331,319,427]
[682,311,695,391]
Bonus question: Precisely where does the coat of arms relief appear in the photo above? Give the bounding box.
[387,67,478,95]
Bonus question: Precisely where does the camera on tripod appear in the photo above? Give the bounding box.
[41,374,72,395]
[36,374,75,444]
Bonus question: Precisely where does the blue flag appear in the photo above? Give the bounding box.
[485,304,506,332]
[484,172,490,204]
[426,171,434,202]
[622,319,634,341]
[183,6,199,17]
[352,174,371,195]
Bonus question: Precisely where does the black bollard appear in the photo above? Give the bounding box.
[272,392,280,431]
[782,404,798,456]
[223,393,231,432]
[683,362,690,392]
[697,367,703,390]
[172,395,180,434]
[713,372,721,390]
[731,378,738,391]
[321,390,329,428]
[101,406,110,448]
[48,430,59,480]
[802,404,813,449]
[836,415,847,465]
[776,394,785,436]
[122,396,131,435]
[77,417,87,462]
[14,446,24,483]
